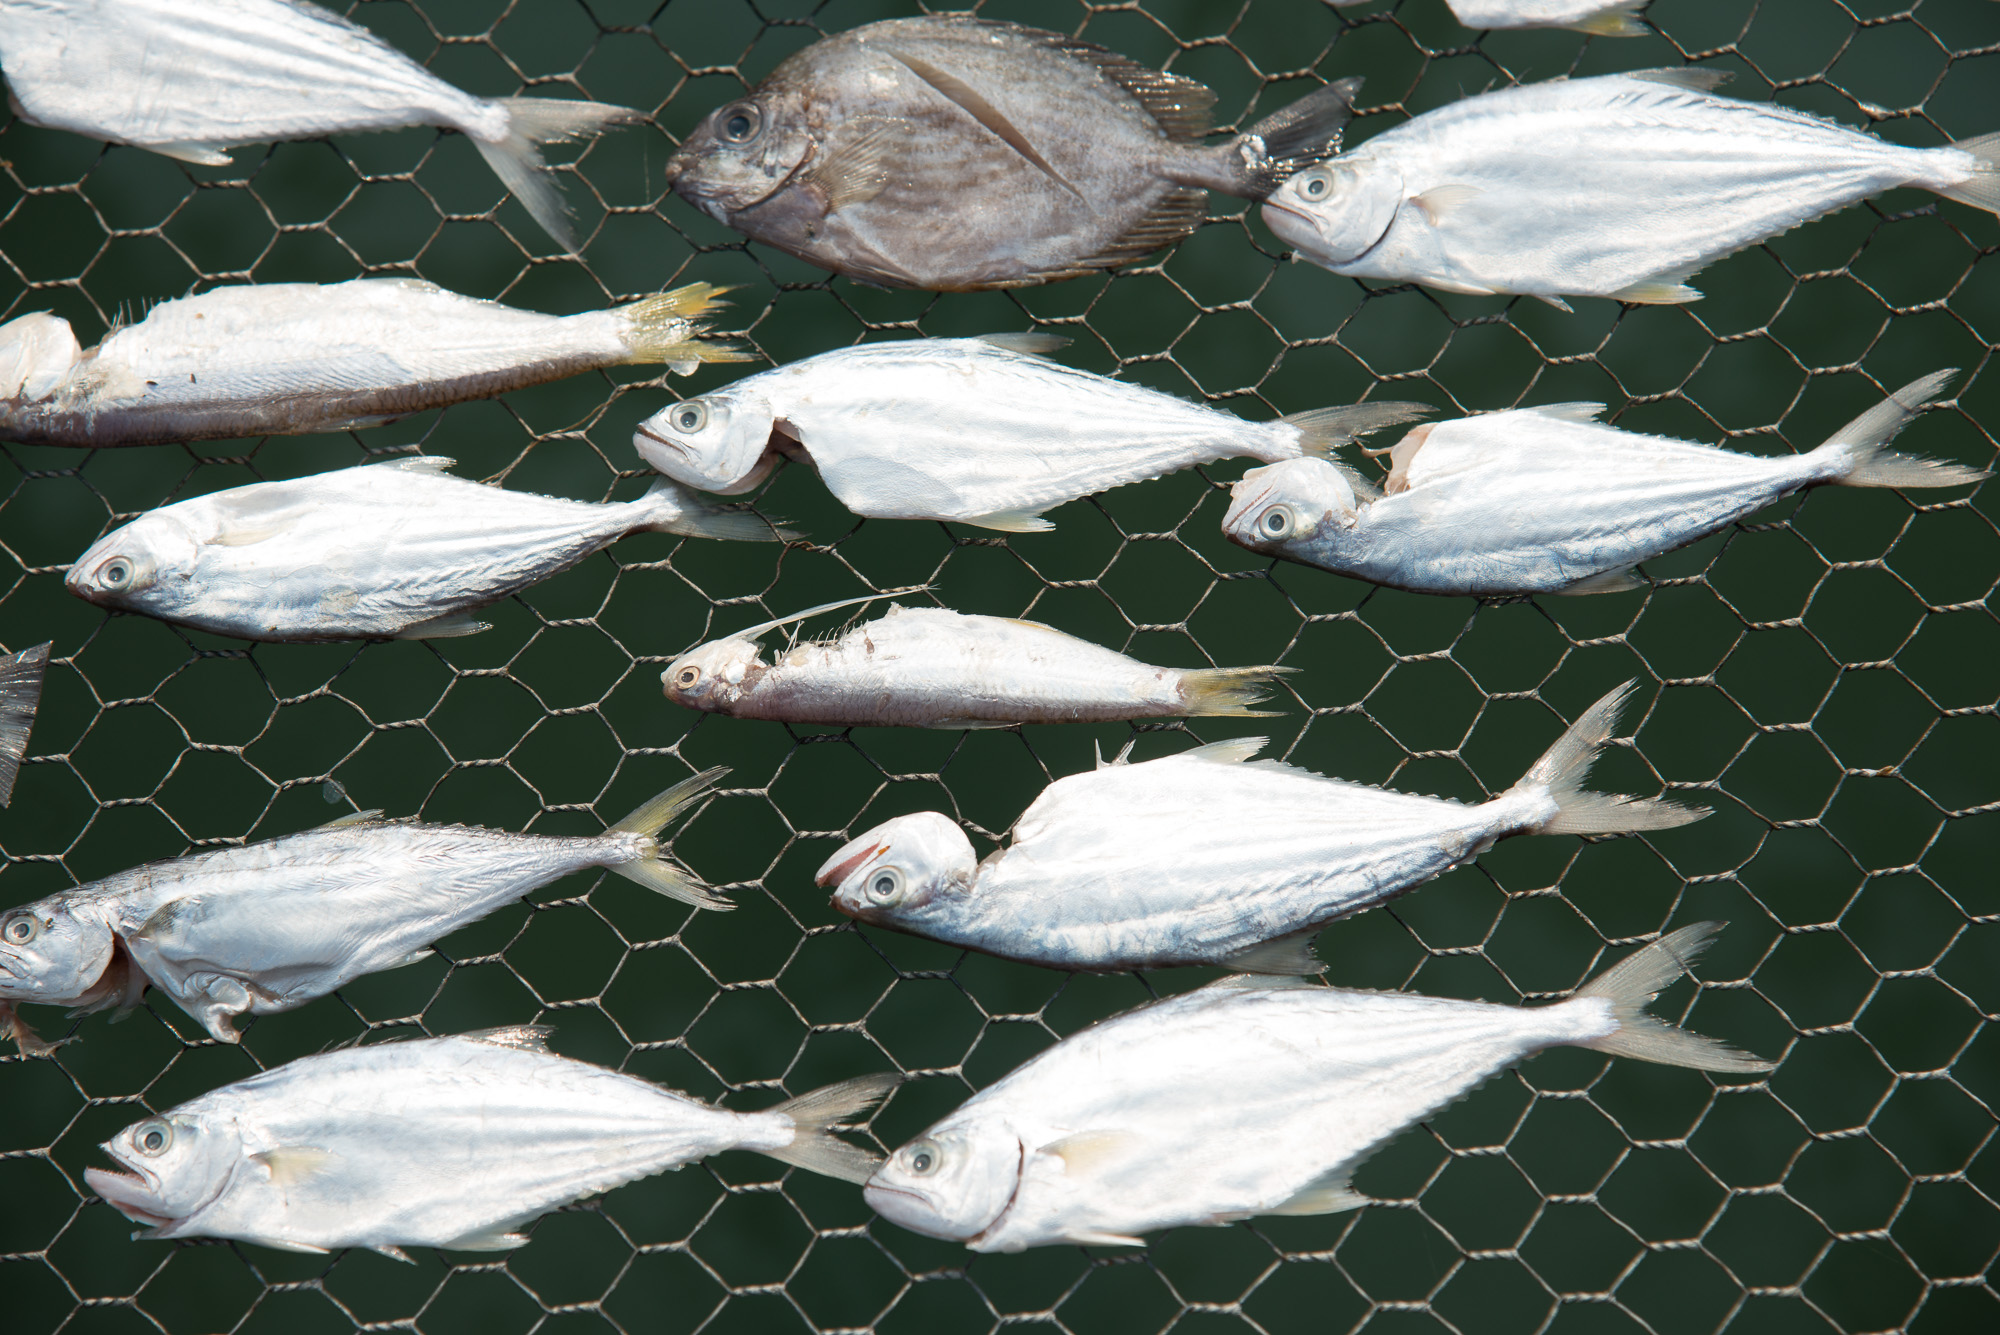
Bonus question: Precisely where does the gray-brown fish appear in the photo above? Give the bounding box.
[665,15,1358,291]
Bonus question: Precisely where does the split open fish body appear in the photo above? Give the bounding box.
[0,280,743,447]
[64,456,780,642]
[1222,372,1986,597]
[665,15,1357,290]
[85,1028,892,1254]
[634,335,1424,530]
[1331,0,1650,36]
[862,926,1769,1251]
[0,641,48,806]
[1262,70,2000,304]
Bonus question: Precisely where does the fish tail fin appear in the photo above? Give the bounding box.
[1179,665,1295,717]
[762,1073,902,1183]
[476,97,640,252]
[634,476,798,543]
[605,767,733,910]
[1813,370,1990,489]
[1938,130,2000,215]
[1568,2,1651,36]
[1512,682,1710,835]
[1282,401,1433,459]
[1226,78,1363,199]
[617,284,758,371]
[1571,923,1774,1073]
[0,642,49,807]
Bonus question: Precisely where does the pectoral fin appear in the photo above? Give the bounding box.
[1411,184,1482,226]
[251,1147,337,1187]
[1041,1130,1136,1177]
[802,119,901,212]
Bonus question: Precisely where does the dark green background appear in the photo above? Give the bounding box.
[1,1,1995,1331]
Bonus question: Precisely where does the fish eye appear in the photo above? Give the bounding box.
[866,866,906,905]
[2,914,37,945]
[670,401,709,434]
[1299,170,1332,201]
[133,1118,173,1157]
[1259,504,1299,539]
[674,665,702,690]
[717,103,762,145]
[907,1139,942,1176]
[99,557,134,590]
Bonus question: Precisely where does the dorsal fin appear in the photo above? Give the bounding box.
[1202,973,1318,992]
[1179,737,1268,765]
[1525,402,1606,424]
[978,332,1070,358]
[316,808,387,829]
[714,586,934,645]
[884,48,1084,200]
[1624,67,1731,92]
[377,455,457,474]
[460,1024,553,1053]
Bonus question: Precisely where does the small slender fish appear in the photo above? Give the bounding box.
[0,0,635,249]
[1329,0,1649,37]
[0,771,727,1053]
[819,682,1699,974]
[865,923,1771,1251]
[0,280,748,447]
[666,14,1358,290]
[1262,70,2000,306]
[0,641,49,807]
[88,1026,896,1255]
[1222,371,1987,598]
[665,591,1290,728]
[634,334,1426,531]
[65,455,786,643]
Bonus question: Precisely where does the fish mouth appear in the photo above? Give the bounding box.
[816,838,890,890]
[635,424,690,460]
[84,1164,177,1230]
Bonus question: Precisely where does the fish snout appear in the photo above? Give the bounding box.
[816,837,890,890]
[85,1164,174,1229]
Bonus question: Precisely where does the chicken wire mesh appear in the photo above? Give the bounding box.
[0,0,1996,1332]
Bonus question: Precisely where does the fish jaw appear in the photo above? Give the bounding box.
[86,1163,182,1232]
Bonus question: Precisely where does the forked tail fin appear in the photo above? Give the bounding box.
[0,642,49,807]
[1512,682,1709,835]
[605,766,733,909]
[634,476,797,543]
[1569,1,1651,36]
[1937,130,2000,215]
[1178,665,1295,717]
[1283,402,1434,461]
[1813,370,1989,490]
[761,1073,902,1183]
[1572,923,1774,1073]
[474,97,641,251]
[616,283,757,373]
[1231,78,1364,198]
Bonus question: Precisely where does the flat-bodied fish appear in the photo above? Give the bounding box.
[1262,70,2000,306]
[664,591,1290,727]
[65,455,787,642]
[633,334,1425,530]
[0,771,727,1053]
[1329,0,1649,36]
[0,641,49,806]
[0,0,635,249]
[1222,371,1986,597]
[864,923,1771,1251]
[818,682,1700,974]
[88,1026,895,1255]
[665,14,1359,290]
[0,280,748,447]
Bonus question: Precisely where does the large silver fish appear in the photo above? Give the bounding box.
[818,683,1700,974]
[1262,70,2000,306]
[65,455,786,642]
[864,924,1771,1252]
[0,771,726,1053]
[664,14,1358,290]
[1222,371,1987,597]
[0,281,747,447]
[0,0,634,249]
[664,591,1289,728]
[0,641,49,807]
[87,1026,895,1255]
[633,334,1425,531]
[1329,0,1648,36]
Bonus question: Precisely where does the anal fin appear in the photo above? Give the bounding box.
[397,611,492,640]
[1223,931,1326,977]
[442,1226,531,1252]
[1071,186,1208,276]
[152,142,235,167]
[1266,1164,1369,1217]
[1555,566,1645,596]
[963,508,1055,534]
[1063,1229,1148,1248]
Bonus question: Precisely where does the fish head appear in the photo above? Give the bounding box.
[634,387,784,496]
[0,894,118,1005]
[865,1121,1023,1243]
[0,310,82,402]
[88,1108,243,1237]
[662,635,766,711]
[65,511,199,616]
[1222,459,1357,556]
[1261,160,1403,265]
[665,87,816,222]
[817,812,976,927]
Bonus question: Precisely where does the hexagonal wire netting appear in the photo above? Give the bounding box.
[1,0,1996,1332]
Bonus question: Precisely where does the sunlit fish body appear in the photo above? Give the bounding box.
[0,641,48,806]
[819,683,1701,974]
[1330,0,1649,36]
[65,455,786,643]
[665,592,1290,727]
[634,334,1425,531]
[87,1026,895,1255]
[864,923,1771,1251]
[0,0,635,248]
[1262,70,2000,305]
[1223,372,1986,597]
[0,281,746,447]
[0,772,727,1052]
[665,14,1358,290]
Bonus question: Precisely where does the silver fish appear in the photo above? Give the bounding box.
[65,455,786,643]
[87,1025,895,1255]
[864,923,1770,1252]
[664,591,1290,728]
[0,280,747,447]
[0,641,49,806]
[0,0,634,249]
[633,334,1425,531]
[0,771,726,1051]
[665,14,1358,290]
[1262,69,2000,306]
[1329,0,1648,37]
[1222,371,1987,597]
[818,683,1700,974]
